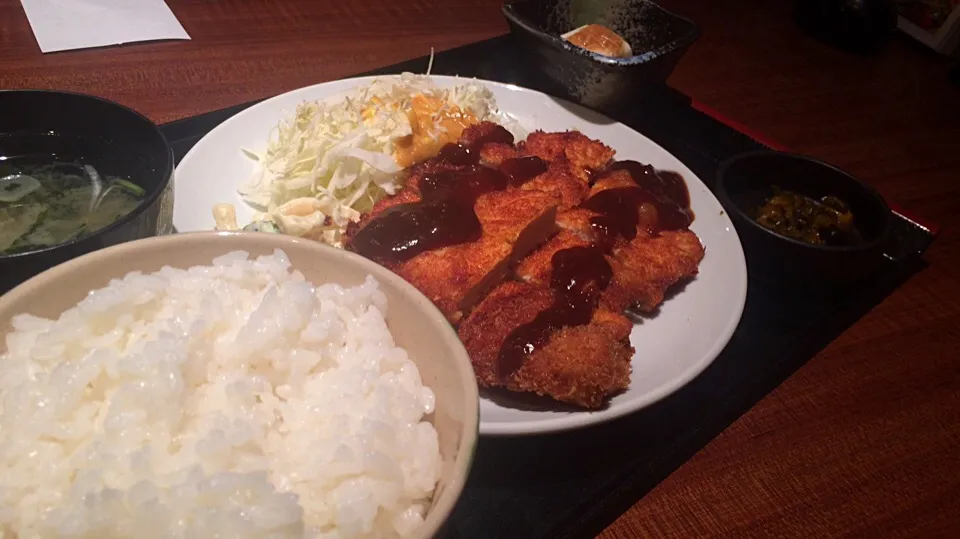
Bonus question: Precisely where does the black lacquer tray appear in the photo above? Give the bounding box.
[159,36,936,539]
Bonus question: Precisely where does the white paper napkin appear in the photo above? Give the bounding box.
[20,0,191,53]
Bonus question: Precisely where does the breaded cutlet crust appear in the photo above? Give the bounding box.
[589,169,636,194]
[515,229,592,286]
[521,131,572,162]
[474,189,559,245]
[459,122,514,147]
[611,229,706,312]
[479,143,520,166]
[518,158,589,211]
[514,227,704,314]
[352,186,421,234]
[346,121,706,408]
[562,134,616,181]
[344,123,563,324]
[515,159,706,314]
[510,319,632,408]
[555,207,601,241]
[390,187,559,323]
[458,281,633,408]
[396,237,514,324]
[522,130,615,181]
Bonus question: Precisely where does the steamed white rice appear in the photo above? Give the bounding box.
[0,250,441,538]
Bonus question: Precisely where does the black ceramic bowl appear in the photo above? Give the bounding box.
[716,151,893,283]
[0,90,173,293]
[502,0,699,114]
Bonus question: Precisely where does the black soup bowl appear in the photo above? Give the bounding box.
[716,151,893,284]
[0,90,173,293]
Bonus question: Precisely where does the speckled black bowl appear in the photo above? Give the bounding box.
[716,151,894,284]
[502,0,699,114]
[0,90,174,293]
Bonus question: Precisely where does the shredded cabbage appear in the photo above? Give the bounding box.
[235,73,508,247]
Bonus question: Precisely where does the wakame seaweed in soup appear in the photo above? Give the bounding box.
[0,159,145,254]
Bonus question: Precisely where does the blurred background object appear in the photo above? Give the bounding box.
[793,0,899,53]
[895,0,960,54]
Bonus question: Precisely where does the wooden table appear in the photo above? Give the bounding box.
[2,0,958,536]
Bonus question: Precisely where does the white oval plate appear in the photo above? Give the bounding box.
[174,75,748,436]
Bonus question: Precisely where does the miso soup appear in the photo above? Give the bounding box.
[0,158,144,255]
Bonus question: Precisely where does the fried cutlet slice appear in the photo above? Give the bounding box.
[352,186,420,232]
[515,230,705,313]
[514,208,613,291]
[589,168,635,193]
[522,131,615,181]
[385,189,559,323]
[512,206,607,286]
[350,159,462,232]
[458,281,633,408]
[459,121,515,148]
[528,207,630,247]
[512,229,631,313]
[611,229,705,312]
[479,143,520,167]
[518,159,589,210]
[563,134,616,182]
[521,131,571,162]
[474,189,559,255]
[345,156,561,323]
[555,207,600,241]
[515,229,592,285]
[355,153,556,234]
[514,207,704,313]
[395,237,514,324]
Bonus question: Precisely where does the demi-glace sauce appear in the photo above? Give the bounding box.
[495,161,693,381]
[609,161,690,207]
[350,125,553,263]
[582,163,693,251]
[435,125,515,166]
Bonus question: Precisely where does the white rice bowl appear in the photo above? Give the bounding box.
[0,249,442,538]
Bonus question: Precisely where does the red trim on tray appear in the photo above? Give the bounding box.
[691,101,788,151]
[690,100,941,236]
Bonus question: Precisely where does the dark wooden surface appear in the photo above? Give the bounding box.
[2,0,959,537]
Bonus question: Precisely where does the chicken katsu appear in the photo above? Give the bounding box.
[348,125,559,323]
[345,121,704,408]
[458,281,633,408]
